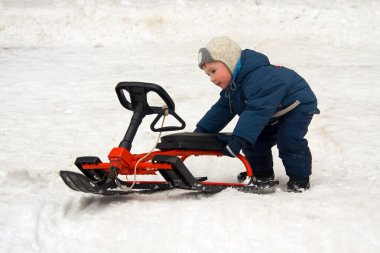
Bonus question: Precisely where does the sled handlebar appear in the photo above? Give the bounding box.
[116,82,186,149]
[116,82,176,113]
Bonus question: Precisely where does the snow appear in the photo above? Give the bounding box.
[1,0,380,252]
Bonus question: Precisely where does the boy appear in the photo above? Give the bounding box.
[195,36,319,192]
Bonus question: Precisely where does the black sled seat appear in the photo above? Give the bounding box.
[157,132,231,151]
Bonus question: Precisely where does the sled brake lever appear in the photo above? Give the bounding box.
[150,106,186,132]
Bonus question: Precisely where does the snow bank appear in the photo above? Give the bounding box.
[1,0,379,49]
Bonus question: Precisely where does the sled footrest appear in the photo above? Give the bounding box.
[74,156,107,182]
[153,155,200,189]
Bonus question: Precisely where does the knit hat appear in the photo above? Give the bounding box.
[198,36,242,74]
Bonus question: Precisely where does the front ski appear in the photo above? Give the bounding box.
[59,171,172,196]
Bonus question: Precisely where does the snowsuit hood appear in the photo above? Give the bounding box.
[236,50,270,80]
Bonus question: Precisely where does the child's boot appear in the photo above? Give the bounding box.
[287,177,310,192]
[247,175,279,190]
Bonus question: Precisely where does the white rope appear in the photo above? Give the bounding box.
[119,105,168,190]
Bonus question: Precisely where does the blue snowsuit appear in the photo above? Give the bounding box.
[196,49,319,179]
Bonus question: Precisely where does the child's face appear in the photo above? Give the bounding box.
[202,62,232,90]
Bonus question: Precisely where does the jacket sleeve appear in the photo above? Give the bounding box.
[196,96,236,133]
[232,72,287,145]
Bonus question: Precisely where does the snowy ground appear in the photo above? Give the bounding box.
[1,0,380,252]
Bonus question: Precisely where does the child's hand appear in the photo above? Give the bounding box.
[217,134,248,157]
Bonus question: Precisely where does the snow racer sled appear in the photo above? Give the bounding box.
[60,82,278,196]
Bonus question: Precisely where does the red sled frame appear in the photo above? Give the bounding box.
[60,82,262,195]
[82,147,253,187]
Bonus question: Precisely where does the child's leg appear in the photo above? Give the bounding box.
[242,123,278,178]
[277,111,314,181]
